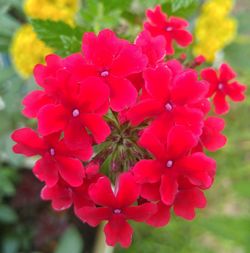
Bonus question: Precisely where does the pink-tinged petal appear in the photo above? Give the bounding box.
[166,59,183,75]
[111,45,148,77]
[174,188,206,220]
[116,173,140,207]
[167,126,197,159]
[141,182,161,201]
[146,5,167,27]
[144,65,172,102]
[213,92,229,114]
[201,68,218,96]
[172,70,208,105]
[85,162,100,177]
[38,104,67,136]
[22,90,53,118]
[138,131,166,160]
[177,152,216,188]
[201,117,227,151]
[104,216,133,248]
[219,63,236,82]
[33,156,59,187]
[124,203,157,222]
[80,114,110,143]
[78,77,110,113]
[226,81,246,102]
[146,201,171,227]
[82,29,126,68]
[64,118,93,152]
[165,37,175,55]
[169,17,189,28]
[89,177,116,207]
[126,99,163,126]
[174,106,204,136]
[41,183,73,211]
[76,206,111,226]
[56,156,84,187]
[109,77,138,112]
[132,160,163,184]
[135,31,166,66]
[11,128,46,156]
[172,29,193,47]
[160,175,178,205]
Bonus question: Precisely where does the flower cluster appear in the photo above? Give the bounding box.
[194,0,237,62]
[12,5,246,248]
[11,0,79,78]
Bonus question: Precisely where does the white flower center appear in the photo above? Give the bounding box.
[166,26,173,32]
[100,70,109,77]
[113,208,122,214]
[72,109,80,117]
[165,102,173,111]
[218,83,224,90]
[166,160,173,168]
[50,148,55,156]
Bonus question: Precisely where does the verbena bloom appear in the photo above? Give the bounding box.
[201,63,246,114]
[11,5,246,248]
[144,5,193,54]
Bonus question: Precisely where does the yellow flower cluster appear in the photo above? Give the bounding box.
[194,0,237,62]
[24,0,79,25]
[10,0,78,78]
[10,25,52,78]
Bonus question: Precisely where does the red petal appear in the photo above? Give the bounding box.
[109,77,138,112]
[89,177,116,207]
[213,92,229,114]
[132,160,163,184]
[169,17,189,28]
[174,188,206,220]
[144,65,172,102]
[38,104,67,136]
[76,206,111,226]
[12,128,46,156]
[116,173,140,207]
[22,90,53,118]
[41,183,73,211]
[226,81,246,102]
[56,156,84,187]
[201,68,218,96]
[141,182,161,201]
[64,118,93,152]
[219,63,236,82]
[172,70,208,105]
[78,77,110,113]
[111,44,147,77]
[167,126,197,159]
[146,5,167,27]
[160,175,178,205]
[80,114,110,143]
[172,29,193,47]
[124,203,157,222]
[126,99,162,126]
[33,156,59,187]
[104,216,133,248]
[146,201,171,227]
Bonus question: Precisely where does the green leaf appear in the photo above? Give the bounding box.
[171,0,198,12]
[30,19,83,57]
[0,205,18,223]
[55,226,83,253]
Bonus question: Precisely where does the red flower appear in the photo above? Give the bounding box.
[37,71,110,149]
[127,65,208,135]
[41,162,101,211]
[12,128,85,187]
[201,63,246,114]
[135,30,166,67]
[144,5,193,54]
[67,29,148,111]
[76,173,156,247]
[133,126,216,205]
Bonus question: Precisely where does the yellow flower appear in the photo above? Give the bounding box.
[193,0,237,62]
[24,0,79,25]
[10,24,53,78]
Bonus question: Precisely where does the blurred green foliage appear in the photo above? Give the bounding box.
[0,0,249,253]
